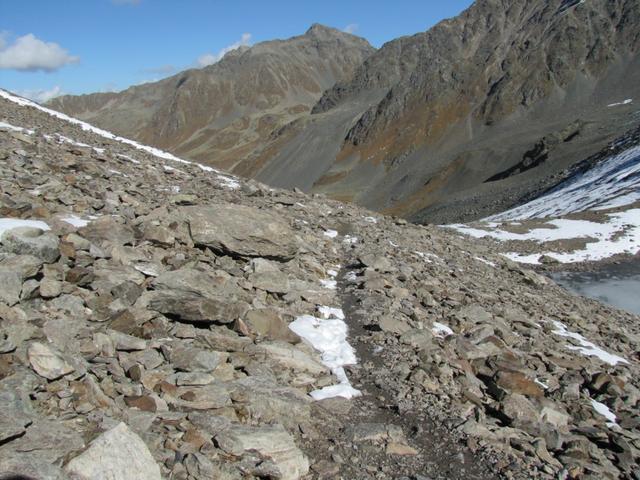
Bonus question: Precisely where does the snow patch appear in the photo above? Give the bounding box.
[432,322,454,338]
[474,256,496,267]
[414,251,441,263]
[320,279,337,290]
[163,165,186,175]
[363,216,378,224]
[318,306,345,320]
[343,235,358,245]
[60,215,97,228]
[345,271,358,282]
[535,379,549,390]
[216,174,241,190]
[117,153,140,164]
[551,320,628,366]
[289,314,360,400]
[590,399,618,428]
[323,229,338,239]
[0,121,34,134]
[607,99,633,107]
[458,209,640,264]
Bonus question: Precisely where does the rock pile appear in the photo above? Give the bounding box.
[0,92,638,479]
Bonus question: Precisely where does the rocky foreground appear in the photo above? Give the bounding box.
[0,91,639,480]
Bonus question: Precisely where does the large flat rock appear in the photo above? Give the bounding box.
[183,204,300,261]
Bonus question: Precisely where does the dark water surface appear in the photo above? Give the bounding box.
[551,260,640,315]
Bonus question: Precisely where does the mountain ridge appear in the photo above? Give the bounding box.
[48,24,374,172]
[254,0,640,222]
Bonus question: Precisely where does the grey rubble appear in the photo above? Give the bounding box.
[0,94,639,480]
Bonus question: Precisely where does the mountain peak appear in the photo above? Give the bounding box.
[305,23,343,38]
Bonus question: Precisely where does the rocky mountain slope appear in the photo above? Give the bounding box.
[48,25,374,173]
[249,0,638,223]
[49,1,640,225]
[1,90,640,479]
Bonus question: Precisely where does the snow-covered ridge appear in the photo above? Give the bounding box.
[0,89,241,189]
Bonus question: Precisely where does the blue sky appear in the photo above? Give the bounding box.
[0,0,473,102]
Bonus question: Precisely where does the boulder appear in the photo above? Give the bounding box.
[39,277,62,299]
[228,377,311,430]
[250,270,291,294]
[1,227,60,263]
[153,267,234,298]
[168,384,231,410]
[183,204,300,260]
[148,292,248,323]
[79,216,137,246]
[248,341,327,375]
[215,424,309,480]
[64,422,161,480]
[0,254,43,279]
[170,345,228,372]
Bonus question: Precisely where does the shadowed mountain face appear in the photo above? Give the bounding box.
[49,2,640,223]
[253,0,640,222]
[48,25,374,172]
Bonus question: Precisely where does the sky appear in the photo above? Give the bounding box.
[0,0,473,102]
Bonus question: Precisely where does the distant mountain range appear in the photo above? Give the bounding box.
[48,25,373,173]
[48,0,640,223]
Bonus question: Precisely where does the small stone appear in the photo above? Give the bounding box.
[386,441,418,456]
[124,395,158,412]
[108,330,147,351]
[378,315,412,334]
[244,308,300,343]
[66,266,94,286]
[0,268,23,305]
[27,342,74,380]
[39,277,62,298]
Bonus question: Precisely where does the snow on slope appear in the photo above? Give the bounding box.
[489,144,640,221]
[449,141,640,264]
[0,89,241,189]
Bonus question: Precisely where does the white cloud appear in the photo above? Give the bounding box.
[16,85,64,104]
[343,24,359,34]
[0,34,79,72]
[197,33,252,67]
